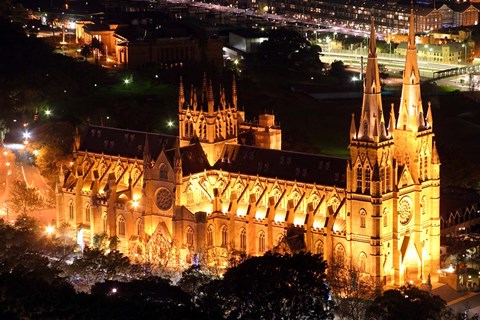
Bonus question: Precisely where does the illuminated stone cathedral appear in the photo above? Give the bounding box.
[56,13,440,289]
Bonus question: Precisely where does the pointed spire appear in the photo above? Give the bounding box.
[432,141,440,164]
[397,7,423,132]
[174,137,182,169]
[369,17,376,56]
[201,72,208,105]
[408,6,416,50]
[143,134,151,165]
[232,74,238,109]
[189,85,194,108]
[208,79,214,114]
[350,113,357,140]
[388,103,396,138]
[73,126,80,152]
[356,17,386,143]
[418,108,426,129]
[220,86,226,110]
[193,88,198,111]
[379,110,387,140]
[426,101,433,129]
[178,76,185,112]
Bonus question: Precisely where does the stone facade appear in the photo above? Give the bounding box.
[57,15,440,290]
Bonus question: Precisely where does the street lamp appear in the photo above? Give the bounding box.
[462,44,467,64]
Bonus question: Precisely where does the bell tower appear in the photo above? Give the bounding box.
[347,18,394,290]
[390,9,440,285]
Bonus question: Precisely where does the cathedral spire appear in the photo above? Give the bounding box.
[178,76,185,112]
[388,103,396,138]
[350,113,357,140]
[356,18,386,142]
[143,134,151,166]
[208,80,214,114]
[220,85,226,110]
[201,72,208,106]
[397,8,423,132]
[189,85,194,109]
[193,88,198,112]
[426,101,433,129]
[232,75,237,109]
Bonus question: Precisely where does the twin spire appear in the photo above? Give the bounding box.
[352,12,432,143]
[353,18,387,143]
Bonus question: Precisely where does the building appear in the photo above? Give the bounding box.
[75,19,224,68]
[451,4,479,27]
[57,14,440,290]
[397,41,468,64]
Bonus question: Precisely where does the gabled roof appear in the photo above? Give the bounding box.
[79,125,177,160]
[165,143,210,175]
[213,144,347,187]
[450,3,479,13]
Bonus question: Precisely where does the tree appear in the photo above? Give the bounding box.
[366,285,453,320]
[257,28,323,72]
[330,60,347,79]
[87,277,202,320]
[27,121,74,184]
[198,252,335,319]
[8,180,45,215]
[328,258,376,320]
[62,247,142,292]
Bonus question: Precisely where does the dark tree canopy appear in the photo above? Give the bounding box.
[198,252,334,319]
[366,285,452,320]
[257,28,323,72]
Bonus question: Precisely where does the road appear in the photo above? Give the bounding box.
[0,149,56,226]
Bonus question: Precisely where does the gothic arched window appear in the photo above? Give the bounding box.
[360,209,367,228]
[102,212,107,234]
[160,163,168,179]
[118,215,126,236]
[258,231,266,253]
[315,240,324,256]
[221,225,228,247]
[207,225,214,246]
[240,228,247,251]
[186,227,194,246]
[85,203,91,223]
[365,166,371,191]
[359,252,367,273]
[68,200,74,220]
[356,166,362,191]
[335,243,345,266]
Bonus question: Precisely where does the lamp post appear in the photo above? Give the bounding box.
[462,43,468,64]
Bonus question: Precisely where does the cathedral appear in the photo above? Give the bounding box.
[56,13,440,289]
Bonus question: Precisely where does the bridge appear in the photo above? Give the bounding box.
[433,64,480,80]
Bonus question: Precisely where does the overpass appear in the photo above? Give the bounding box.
[321,50,471,79]
[433,64,480,80]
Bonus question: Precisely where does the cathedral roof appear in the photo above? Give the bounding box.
[79,125,177,160]
[213,144,347,187]
[165,143,210,175]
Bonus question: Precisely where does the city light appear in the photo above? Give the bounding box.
[167,120,174,128]
[45,225,55,236]
[124,78,130,85]
[23,131,31,139]
[45,109,51,116]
